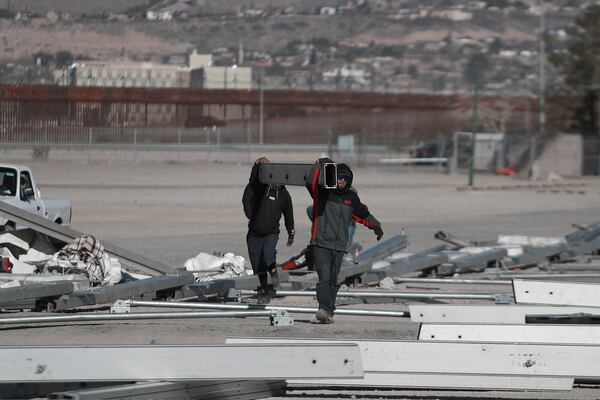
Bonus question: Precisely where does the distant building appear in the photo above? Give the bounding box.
[69,61,203,88]
[189,51,252,89]
[146,10,173,21]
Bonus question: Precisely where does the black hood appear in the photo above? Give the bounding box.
[337,163,353,188]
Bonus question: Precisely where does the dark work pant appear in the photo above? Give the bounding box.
[247,232,279,290]
[312,245,344,314]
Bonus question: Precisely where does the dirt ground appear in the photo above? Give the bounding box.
[1,151,600,399]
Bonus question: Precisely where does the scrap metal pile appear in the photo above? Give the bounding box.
[2,200,600,398]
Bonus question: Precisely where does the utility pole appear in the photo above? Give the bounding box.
[259,67,264,146]
[468,80,479,187]
[538,0,546,137]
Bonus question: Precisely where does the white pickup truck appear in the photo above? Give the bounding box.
[0,163,72,231]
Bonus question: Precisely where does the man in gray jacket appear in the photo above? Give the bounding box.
[306,159,383,323]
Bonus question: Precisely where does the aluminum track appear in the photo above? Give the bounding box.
[418,323,600,344]
[409,304,600,324]
[50,380,287,400]
[0,344,362,382]
[513,279,600,307]
[227,338,589,389]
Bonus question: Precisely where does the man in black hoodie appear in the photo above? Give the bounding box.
[307,159,383,323]
[243,157,295,304]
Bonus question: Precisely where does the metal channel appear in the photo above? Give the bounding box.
[51,380,287,400]
[0,201,173,275]
[392,277,511,285]
[513,279,600,307]
[51,272,195,311]
[0,310,277,326]
[418,323,600,344]
[241,289,501,301]
[0,344,362,382]
[287,373,573,391]
[258,162,337,189]
[0,282,73,303]
[409,304,600,324]
[227,337,600,380]
[126,299,409,318]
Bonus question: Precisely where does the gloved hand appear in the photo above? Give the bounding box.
[287,230,295,247]
[373,225,384,241]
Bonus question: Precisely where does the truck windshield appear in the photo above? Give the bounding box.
[0,167,17,196]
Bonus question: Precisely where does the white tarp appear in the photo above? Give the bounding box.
[184,252,248,281]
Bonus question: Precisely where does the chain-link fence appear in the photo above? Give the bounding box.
[2,124,598,176]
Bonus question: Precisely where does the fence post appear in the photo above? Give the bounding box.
[88,128,93,162]
[133,128,138,164]
[177,127,182,162]
[450,133,458,174]
[528,135,537,179]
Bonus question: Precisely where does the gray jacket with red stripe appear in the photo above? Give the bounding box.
[306,162,380,252]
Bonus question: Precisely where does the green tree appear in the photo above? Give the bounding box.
[463,53,490,87]
[549,5,600,134]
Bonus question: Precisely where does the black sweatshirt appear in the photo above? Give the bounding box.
[242,163,294,237]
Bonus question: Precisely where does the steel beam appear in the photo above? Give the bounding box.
[50,272,195,311]
[444,248,507,273]
[125,299,409,318]
[567,236,600,257]
[286,373,573,391]
[241,289,505,302]
[227,337,600,380]
[434,231,471,248]
[565,221,600,245]
[418,323,600,344]
[0,201,173,275]
[50,380,287,400]
[0,310,281,326]
[513,279,600,307]
[409,304,600,324]
[258,163,337,189]
[362,252,448,283]
[0,344,362,382]
[508,243,569,267]
[393,277,510,285]
[0,282,73,304]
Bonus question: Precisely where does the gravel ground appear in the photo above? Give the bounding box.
[1,153,600,399]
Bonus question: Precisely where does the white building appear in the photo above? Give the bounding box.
[146,10,173,21]
[69,61,203,88]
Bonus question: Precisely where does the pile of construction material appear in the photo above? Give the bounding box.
[2,195,600,398]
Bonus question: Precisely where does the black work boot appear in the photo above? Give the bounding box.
[256,286,271,305]
[269,264,279,288]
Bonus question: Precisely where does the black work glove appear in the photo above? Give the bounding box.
[287,230,295,247]
[373,225,384,241]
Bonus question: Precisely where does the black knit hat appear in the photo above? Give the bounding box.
[337,163,353,187]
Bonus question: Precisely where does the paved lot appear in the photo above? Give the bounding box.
[1,152,600,399]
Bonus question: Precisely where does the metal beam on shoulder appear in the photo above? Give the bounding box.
[0,201,173,275]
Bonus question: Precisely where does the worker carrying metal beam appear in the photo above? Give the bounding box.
[242,157,295,305]
[307,158,384,324]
